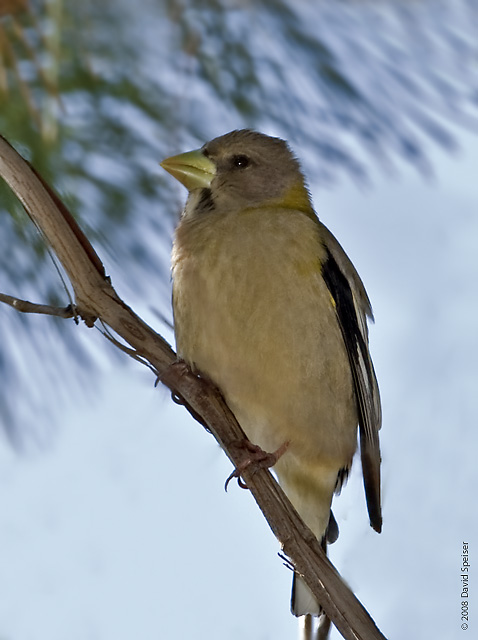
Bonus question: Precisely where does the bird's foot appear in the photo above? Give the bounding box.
[225,439,290,491]
[155,359,190,388]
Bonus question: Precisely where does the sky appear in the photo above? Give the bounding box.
[0,127,477,640]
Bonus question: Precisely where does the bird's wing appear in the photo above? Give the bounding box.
[320,224,382,533]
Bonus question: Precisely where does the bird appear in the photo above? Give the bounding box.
[161,129,382,621]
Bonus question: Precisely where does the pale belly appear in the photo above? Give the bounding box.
[172,209,358,537]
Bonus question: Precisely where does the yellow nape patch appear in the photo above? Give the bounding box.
[258,179,315,219]
[280,180,315,217]
[280,181,314,214]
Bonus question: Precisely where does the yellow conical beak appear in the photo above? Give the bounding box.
[160,149,216,191]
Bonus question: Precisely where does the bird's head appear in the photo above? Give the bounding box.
[161,129,314,218]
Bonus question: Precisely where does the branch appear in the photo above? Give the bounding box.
[0,134,387,640]
[0,292,76,318]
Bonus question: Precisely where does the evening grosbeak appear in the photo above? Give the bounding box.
[161,129,382,617]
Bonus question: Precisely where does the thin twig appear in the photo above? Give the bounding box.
[97,320,159,375]
[0,292,75,318]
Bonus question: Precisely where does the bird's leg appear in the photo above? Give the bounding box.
[225,439,290,490]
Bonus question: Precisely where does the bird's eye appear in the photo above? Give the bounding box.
[231,154,250,169]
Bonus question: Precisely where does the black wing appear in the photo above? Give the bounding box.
[320,226,382,533]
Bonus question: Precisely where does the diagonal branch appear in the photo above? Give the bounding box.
[0,134,387,640]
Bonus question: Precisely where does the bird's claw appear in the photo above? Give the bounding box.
[225,439,290,491]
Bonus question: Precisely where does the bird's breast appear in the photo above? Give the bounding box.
[172,208,357,465]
